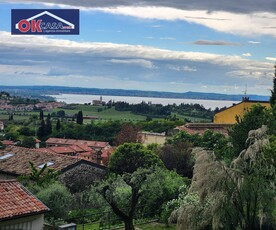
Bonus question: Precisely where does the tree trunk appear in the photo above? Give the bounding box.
[124,218,135,230]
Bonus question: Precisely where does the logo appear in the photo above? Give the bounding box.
[11,9,79,35]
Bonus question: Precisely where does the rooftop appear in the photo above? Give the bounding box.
[0,146,81,176]
[0,180,49,221]
[176,123,231,136]
[46,138,109,149]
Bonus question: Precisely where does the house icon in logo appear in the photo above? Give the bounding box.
[12,9,79,35]
[15,10,75,30]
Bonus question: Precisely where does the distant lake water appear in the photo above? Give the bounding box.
[48,94,238,110]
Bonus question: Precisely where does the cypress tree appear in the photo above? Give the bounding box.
[56,119,61,131]
[270,63,276,107]
[45,114,52,135]
[37,119,45,138]
[39,110,44,120]
[76,111,83,125]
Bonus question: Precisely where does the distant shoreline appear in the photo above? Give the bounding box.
[0,85,269,102]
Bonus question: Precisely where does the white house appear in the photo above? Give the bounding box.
[0,180,50,230]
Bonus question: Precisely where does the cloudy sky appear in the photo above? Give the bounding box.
[0,0,275,95]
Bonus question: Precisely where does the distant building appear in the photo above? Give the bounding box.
[0,180,49,230]
[92,96,103,106]
[138,131,167,146]
[175,123,232,136]
[45,137,110,151]
[1,140,16,146]
[0,121,4,131]
[214,99,270,124]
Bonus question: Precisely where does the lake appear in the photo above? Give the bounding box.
[48,94,238,110]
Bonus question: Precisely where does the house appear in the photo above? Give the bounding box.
[0,180,49,230]
[138,131,167,146]
[1,140,16,146]
[0,146,106,192]
[213,98,270,124]
[0,121,4,131]
[35,138,41,149]
[36,144,111,165]
[45,137,110,151]
[175,123,232,136]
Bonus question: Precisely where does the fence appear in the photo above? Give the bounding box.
[44,208,159,230]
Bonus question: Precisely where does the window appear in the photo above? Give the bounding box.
[0,153,14,160]
[38,161,54,168]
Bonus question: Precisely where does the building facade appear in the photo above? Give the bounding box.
[213,100,270,124]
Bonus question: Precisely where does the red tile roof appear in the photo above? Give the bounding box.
[46,138,109,149]
[1,140,16,146]
[0,146,81,175]
[0,146,106,176]
[49,146,76,154]
[175,123,231,136]
[0,180,49,221]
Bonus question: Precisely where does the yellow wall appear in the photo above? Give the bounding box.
[214,101,271,124]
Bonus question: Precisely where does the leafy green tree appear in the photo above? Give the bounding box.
[20,136,36,148]
[76,110,83,125]
[156,141,194,178]
[140,167,188,218]
[109,143,163,174]
[270,63,276,107]
[57,110,65,117]
[229,104,271,157]
[18,126,33,136]
[114,123,140,146]
[19,161,59,188]
[98,168,153,230]
[36,182,74,220]
[175,126,276,230]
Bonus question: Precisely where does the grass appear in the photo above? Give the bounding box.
[136,222,176,230]
[53,106,147,122]
[172,112,211,123]
[0,105,212,123]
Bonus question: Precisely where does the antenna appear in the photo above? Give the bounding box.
[242,84,249,101]
[243,84,247,96]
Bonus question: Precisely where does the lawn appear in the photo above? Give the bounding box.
[53,106,147,122]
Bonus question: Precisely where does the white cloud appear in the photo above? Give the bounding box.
[266,57,276,62]
[168,65,197,72]
[108,59,157,69]
[4,0,276,14]
[93,7,276,37]
[248,41,261,44]
[160,37,176,40]
[242,53,252,57]
[0,31,273,95]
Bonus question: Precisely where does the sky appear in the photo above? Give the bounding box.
[0,0,275,95]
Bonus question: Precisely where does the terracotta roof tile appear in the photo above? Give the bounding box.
[0,180,49,221]
[0,146,81,175]
[46,138,109,149]
[175,123,231,136]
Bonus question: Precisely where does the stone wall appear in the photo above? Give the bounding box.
[59,163,106,193]
[0,172,17,180]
